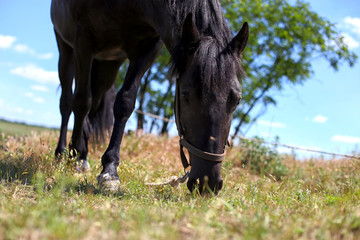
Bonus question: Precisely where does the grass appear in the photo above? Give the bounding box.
[1,122,360,239]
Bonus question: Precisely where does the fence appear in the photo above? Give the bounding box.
[134,110,360,160]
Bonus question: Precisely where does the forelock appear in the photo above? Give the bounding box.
[193,37,244,96]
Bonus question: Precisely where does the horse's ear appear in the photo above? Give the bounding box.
[231,22,249,56]
[182,13,200,51]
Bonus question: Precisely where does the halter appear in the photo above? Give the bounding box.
[174,79,228,170]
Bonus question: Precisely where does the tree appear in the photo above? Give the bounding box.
[221,0,357,138]
[116,0,357,136]
[116,47,175,134]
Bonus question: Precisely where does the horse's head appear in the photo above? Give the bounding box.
[173,14,249,194]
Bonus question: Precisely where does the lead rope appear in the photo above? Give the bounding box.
[145,171,190,187]
[145,79,189,188]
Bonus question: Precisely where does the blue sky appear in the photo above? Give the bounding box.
[0,0,359,158]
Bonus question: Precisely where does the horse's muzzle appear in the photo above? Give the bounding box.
[186,158,223,194]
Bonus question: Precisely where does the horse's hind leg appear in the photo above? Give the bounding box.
[70,32,94,163]
[89,59,124,118]
[77,59,124,172]
[54,31,74,158]
[98,38,163,190]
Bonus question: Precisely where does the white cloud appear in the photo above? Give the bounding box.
[312,115,328,124]
[0,102,32,115]
[331,135,360,144]
[33,97,45,104]
[342,33,360,49]
[0,61,14,67]
[258,120,286,128]
[344,17,360,36]
[13,44,31,53]
[13,107,32,115]
[31,85,49,92]
[13,44,54,60]
[0,34,53,59]
[25,92,35,98]
[0,35,16,49]
[37,53,54,60]
[26,109,33,115]
[24,91,45,104]
[10,64,58,85]
[341,16,360,49]
[14,107,24,113]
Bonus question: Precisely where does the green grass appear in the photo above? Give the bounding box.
[1,123,360,239]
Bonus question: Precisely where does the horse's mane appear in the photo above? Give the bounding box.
[166,0,245,93]
[166,0,232,46]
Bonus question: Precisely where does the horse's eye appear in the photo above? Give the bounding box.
[182,92,190,103]
[228,92,241,112]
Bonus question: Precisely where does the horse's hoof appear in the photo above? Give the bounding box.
[76,159,90,172]
[97,173,121,192]
[81,160,90,172]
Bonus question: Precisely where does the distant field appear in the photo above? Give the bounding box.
[0,119,56,136]
[1,122,360,239]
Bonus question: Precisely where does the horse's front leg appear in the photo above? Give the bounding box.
[97,39,163,190]
[70,31,93,167]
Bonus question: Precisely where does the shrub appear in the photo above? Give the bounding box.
[238,137,288,180]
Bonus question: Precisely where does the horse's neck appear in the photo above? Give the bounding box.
[146,1,181,53]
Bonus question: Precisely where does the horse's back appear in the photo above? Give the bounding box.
[51,0,159,60]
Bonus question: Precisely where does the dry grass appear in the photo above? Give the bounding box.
[1,127,360,240]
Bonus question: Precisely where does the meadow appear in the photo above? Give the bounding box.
[0,120,360,240]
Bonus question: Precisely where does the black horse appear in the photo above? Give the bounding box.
[51,0,248,193]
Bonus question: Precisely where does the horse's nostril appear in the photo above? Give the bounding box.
[187,178,197,192]
[216,178,223,193]
[204,176,223,195]
[186,176,223,195]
